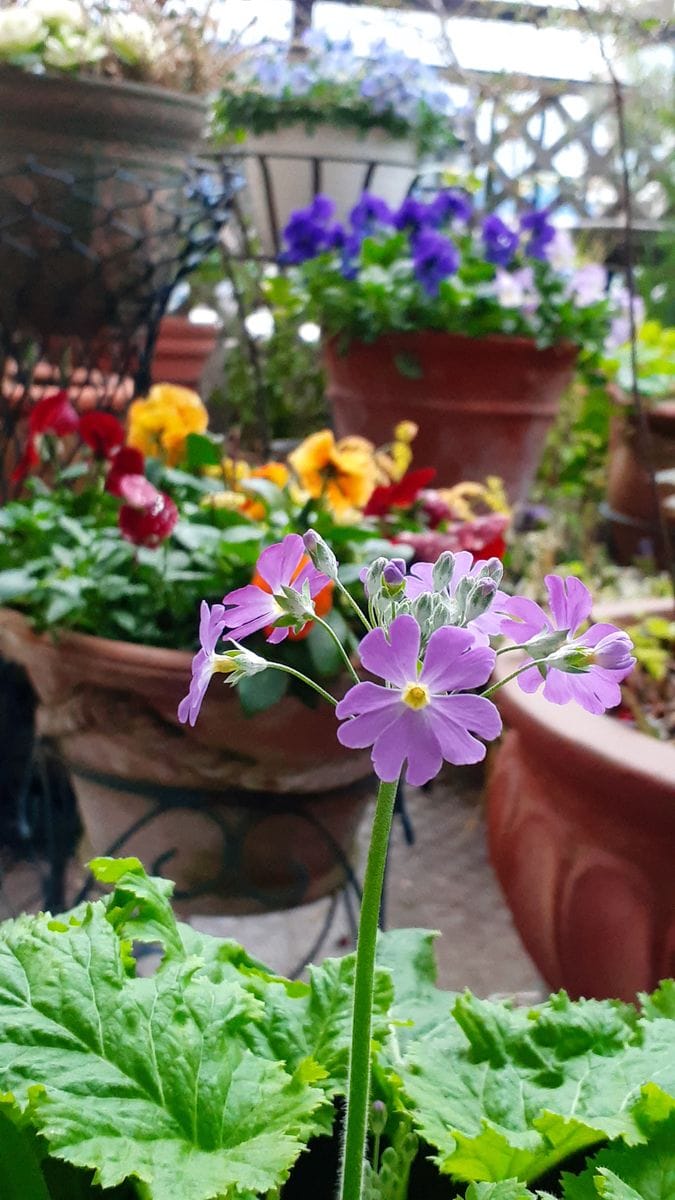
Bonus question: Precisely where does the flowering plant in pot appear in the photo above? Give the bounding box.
[0,389,507,909]
[215,29,460,256]
[0,538,655,1199]
[279,189,614,503]
[0,0,230,345]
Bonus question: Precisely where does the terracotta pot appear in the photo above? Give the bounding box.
[486,599,675,1001]
[0,609,373,916]
[236,123,418,257]
[0,67,207,339]
[151,316,219,390]
[325,332,578,503]
[605,401,675,567]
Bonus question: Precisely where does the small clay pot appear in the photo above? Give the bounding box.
[325,331,577,504]
[0,609,373,916]
[486,599,675,1001]
[150,316,219,391]
[605,400,675,567]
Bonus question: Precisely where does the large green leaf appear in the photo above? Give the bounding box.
[396,992,675,1184]
[563,1115,675,1200]
[0,906,324,1200]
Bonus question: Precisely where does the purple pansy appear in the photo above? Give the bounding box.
[499,574,636,714]
[350,192,393,231]
[412,229,459,296]
[570,263,607,307]
[394,197,435,233]
[429,189,473,226]
[405,551,510,638]
[521,208,556,261]
[336,613,501,786]
[482,215,519,267]
[280,196,343,264]
[178,601,227,727]
[221,533,330,645]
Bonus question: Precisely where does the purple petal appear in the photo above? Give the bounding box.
[336,687,402,749]
[371,709,443,786]
[267,625,290,644]
[499,595,549,642]
[544,575,592,635]
[177,649,213,727]
[420,626,495,692]
[579,624,635,675]
[471,588,513,638]
[543,666,622,714]
[256,534,306,593]
[449,551,475,590]
[406,562,434,600]
[357,614,422,688]
[335,680,401,719]
[516,663,546,693]
[425,694,502,764]
[199,600,227,655]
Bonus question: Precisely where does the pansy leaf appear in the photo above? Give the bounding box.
[0,906,324,1200]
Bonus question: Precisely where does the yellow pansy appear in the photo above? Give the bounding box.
[438,476,510,521]
[289,430,377,517]
[241,461,290,520]
[375,421,419,483]
[200,490,247,512]
[127,384,208,466]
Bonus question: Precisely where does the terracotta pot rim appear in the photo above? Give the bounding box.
[494,597,675,783]
[326,330,579,357]
[0,63,207,112]
[0,607,193,675]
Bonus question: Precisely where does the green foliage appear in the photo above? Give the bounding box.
[0,861,673,1199]
[602,322,675,403]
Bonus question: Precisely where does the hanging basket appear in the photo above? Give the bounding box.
[0,66,215,341]
[232,123,419,257]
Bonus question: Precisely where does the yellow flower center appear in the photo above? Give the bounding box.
[402,682,430,710]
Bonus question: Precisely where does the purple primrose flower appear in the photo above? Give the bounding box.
[221,533,330,645]
[482,215,519,267]
[499,574,636,714]
[521,208,556,260]
[177,601,227,727]
[336,613,501,786]
[412,229,459,296]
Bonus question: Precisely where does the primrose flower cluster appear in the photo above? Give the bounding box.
[280,189,614,355]
[179,534,635,787]
[216,30,458,156]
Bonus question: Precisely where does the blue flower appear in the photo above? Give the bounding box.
[429,189,473,226]
[482,215,519,267]
[350,192,393,232]
[412,229,459,296]
[521,208,556,260]
[394,197,436,233]
[280,196,342,265]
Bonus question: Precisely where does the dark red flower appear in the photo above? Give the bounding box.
[79,411,125,459]
[105,446,145,496]
[363,467,437,517]
[395,513,509,565]
[28,390,79,437]
[117,473,178,548]
[12,390,79,483]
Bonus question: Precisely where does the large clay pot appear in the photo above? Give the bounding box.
[486,599,675,1001]
[151,316,219,390]
[235,124,418,257]
[325,332,578,504]
[0,609,373,916]
[605,401,675,567]
[0,67,208,339]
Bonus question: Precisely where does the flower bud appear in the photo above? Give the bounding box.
[361,557,388,598]
[382,558,407,596]
[302,529,339,581]
[370,1099,388,1135]
[218,641,268,685]
[432,551,455,592]
[477,556,504,585]
[462,577,498,624]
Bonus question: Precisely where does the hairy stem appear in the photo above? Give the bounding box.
[265,662,338,707]
[340,776,399,1200]
[313,614,361,684]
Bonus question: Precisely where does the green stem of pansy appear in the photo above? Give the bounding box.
[265,662,338,707]
[340,775,399,1200]
[481,657,551,699]
[335,577,373,632]
[313,614,361,684]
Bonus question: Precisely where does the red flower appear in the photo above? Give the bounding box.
[117,473,178,548]
[105,447,145,496]
[79,411,125,459]
[12,390,79,483]
[28,390,79,437]
[363,467,437,517]
[395,514,509,565]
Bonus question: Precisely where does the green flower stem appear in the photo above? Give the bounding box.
[313,614,361,684]
[340,775,399,1200]
[495,642,531,656]
[482,657,551,699]
[335,578,373,632]
[265,662,338,707]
